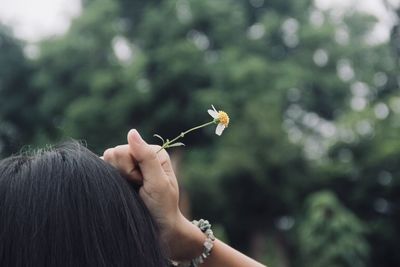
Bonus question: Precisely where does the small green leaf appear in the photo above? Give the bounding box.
[167,142,185,148]
[153,134,165,144]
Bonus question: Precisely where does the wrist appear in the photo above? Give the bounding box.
[165,213,206,261]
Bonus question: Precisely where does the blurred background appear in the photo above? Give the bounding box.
[1,0,400,266]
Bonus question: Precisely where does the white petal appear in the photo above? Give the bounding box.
[211,105,217,112]
[215,124,225,136]
[208,109,219,119]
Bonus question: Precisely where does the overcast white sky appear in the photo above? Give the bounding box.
[0,0,81,42]
[0,0,399,43]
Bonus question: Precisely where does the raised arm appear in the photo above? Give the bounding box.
[174,218,266,267]
[103,129,266,267]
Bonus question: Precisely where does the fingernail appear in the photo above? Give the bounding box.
[130,129,144,144]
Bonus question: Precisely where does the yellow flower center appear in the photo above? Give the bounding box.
[218,111,230,127]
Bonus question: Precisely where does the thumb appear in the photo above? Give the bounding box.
[127,129,165,183]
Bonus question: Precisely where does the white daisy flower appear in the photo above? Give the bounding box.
[208,105,230,136]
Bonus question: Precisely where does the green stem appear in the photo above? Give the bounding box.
[158,120,216,152]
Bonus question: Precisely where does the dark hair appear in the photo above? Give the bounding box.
[0,141,167,267]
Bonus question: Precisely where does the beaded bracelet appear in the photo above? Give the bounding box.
[170,219,216,267]
[190,219,215,266]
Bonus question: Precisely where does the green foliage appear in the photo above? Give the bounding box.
[298,191,369,267]
[0,25,39,157]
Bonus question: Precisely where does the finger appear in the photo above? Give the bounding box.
[112,145,135,174]
[148,145,178,189]
[129,169,144,184]
[103,146,143,183]
[103,148,118,167]
[127,129,167,184]
[148,145,173,173]
[112,145,144,183]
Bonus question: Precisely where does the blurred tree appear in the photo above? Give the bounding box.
[297,191,369,267]
[32,0,152,151]
[0,25,39,157]
[322,100,400,266]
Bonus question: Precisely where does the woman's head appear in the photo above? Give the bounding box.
[0,141,167,267]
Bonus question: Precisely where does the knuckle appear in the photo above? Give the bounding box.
[113,145,125,158]
[114,145,123,150]
[142,147,158,162]
[153,145,162,151]
[103,148,114,161]
[160,149,170,160]
[155,147,170,162]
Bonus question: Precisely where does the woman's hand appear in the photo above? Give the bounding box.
[102,129,204,261]
[103,129,266,267]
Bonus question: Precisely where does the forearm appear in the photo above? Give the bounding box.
[201,239,266,267]
[172,216,266,267]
